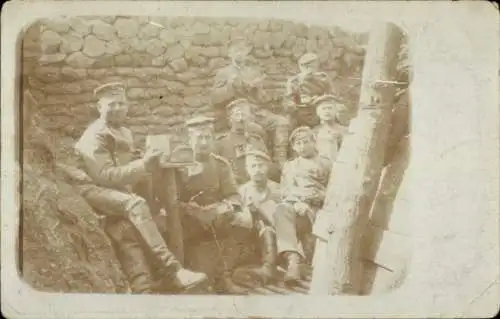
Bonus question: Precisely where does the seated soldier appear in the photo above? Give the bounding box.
[232,147,281,285]
[210,39,290,168]
[283,52,335,129]
[216,98,281,184]
[74,82,207,293]
[176,115,250,295]
[313,95,349,163]
[275,126,331,286]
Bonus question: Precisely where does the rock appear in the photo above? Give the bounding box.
[42,18,71,33]
[38,53,66,65]
[191,34,212,46]
[270,32,287,49]
[127,88,145,100]
[105,38,125,55]
[71,92,95,104]
[191,21,210,35]
[140,22,163,39]
[275,48,293,57]
[184,95,206,108]
[169,58,187,73]
[269,20,283,32]
[114,18,140,38]
[114,54,134,67]
[79,79,101,93]
[165,44,184,59]
[184,45,202,61]
[69,17,91,37]
[258,21,269,31]
[151,55,170,67]
[132,53,153,67]
[253,31,272,49]
[145,39,166,56]
[159,30,177,44]
[61,67,87,80]
[34,66,62,83]
[330,46,345,59]
[183,86,204,96]
[160,66,175,78]
[43,82,82,95]
[66,52,95,68]
[191,56,207,68]
[87,69,109,80]
[90,20,116,41]
[60,34,84,54]
[138,67,162,78]
[114,67,135,76]
[208,57,227,71]
[129,38,148,52]
[306,38,319,53]
[200,46,219,58]
[165,80,185,94]
[254,49,273,59]
[92,55,115,68]
[294,23,309,38]
[293,37,307,59]
[82,35,107,58]
[41,30,62,53]
[154,105,176,117]
[176,71,197,84]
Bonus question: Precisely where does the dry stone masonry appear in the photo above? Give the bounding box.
[24,16,366,157]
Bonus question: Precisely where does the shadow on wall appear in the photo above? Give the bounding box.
[22,15,367,160]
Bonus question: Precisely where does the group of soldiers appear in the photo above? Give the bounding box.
[69,41,351,294]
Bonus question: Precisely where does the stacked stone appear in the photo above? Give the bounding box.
[26,16,366,148]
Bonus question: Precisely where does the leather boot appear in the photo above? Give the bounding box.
[128,203,208,292]
[284,251,302,286]
[214,271,249,295]
[233,227,277,285]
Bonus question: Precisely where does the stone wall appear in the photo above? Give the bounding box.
[24,16,366,158]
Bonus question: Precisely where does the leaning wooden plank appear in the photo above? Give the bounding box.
[309,22,405,295]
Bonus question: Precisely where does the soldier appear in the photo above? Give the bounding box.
[275,126,331,286]
[176,115,249,295]
[313,95,349,163]
[232,147,281,285]
[74,82,207,293]
[216,98,281,184]
[210,39,290,169]
[283,52,335,129]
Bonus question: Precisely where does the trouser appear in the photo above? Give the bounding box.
[273,202,318,260]
[77,182,181,289]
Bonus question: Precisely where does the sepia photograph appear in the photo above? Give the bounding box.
[2,1,499,318]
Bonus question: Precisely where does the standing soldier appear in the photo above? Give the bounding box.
[232,147,281,285]
[283,52,335,130]
[210,39,290,169]
[216,98,280,184]
[176,115,250,295]
[275,126,331,286]
[313,95,349,163]
[73,82,208,294]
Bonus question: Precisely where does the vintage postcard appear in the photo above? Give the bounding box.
[1,0,499,318]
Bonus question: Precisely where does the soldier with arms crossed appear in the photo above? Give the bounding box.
[74,83,207,293]
[211,39,290,169]
[275,126,331,286]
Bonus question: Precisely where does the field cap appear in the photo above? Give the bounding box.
[289,126,315,144]
[94,82,126,100]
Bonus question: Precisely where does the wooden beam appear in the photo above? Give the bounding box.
[309,22,405,295]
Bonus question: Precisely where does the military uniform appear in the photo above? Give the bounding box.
[74,82,207,293]
[283,53,335,129]
[210,48,290,168]
[177,116,249,294]
[276,126,332,284]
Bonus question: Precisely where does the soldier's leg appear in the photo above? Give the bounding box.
[105,218,155,294]
[273,203,306,286]
[78,185,208,292]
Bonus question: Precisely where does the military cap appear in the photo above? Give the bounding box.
[93,82,126,100]
[289,126,315,144]
[245,145,271,162]
[299,52,318,65]
[185,115,215,129]
[312,94,344,107]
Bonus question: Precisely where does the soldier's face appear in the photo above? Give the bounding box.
[98,96,129,126]
[293,135,316,158]
[189,128,214,155]
[316,102,337,121]
[230,105,252,124]
[246,156,269,181]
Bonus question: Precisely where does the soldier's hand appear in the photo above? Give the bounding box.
[142,148,163,172]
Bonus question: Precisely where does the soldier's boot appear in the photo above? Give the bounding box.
[214,271,249,295]
[232,227,277,285]
[283,251,302,287]
[128,203,208,292]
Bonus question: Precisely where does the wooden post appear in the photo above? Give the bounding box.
[309,22,405,295]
